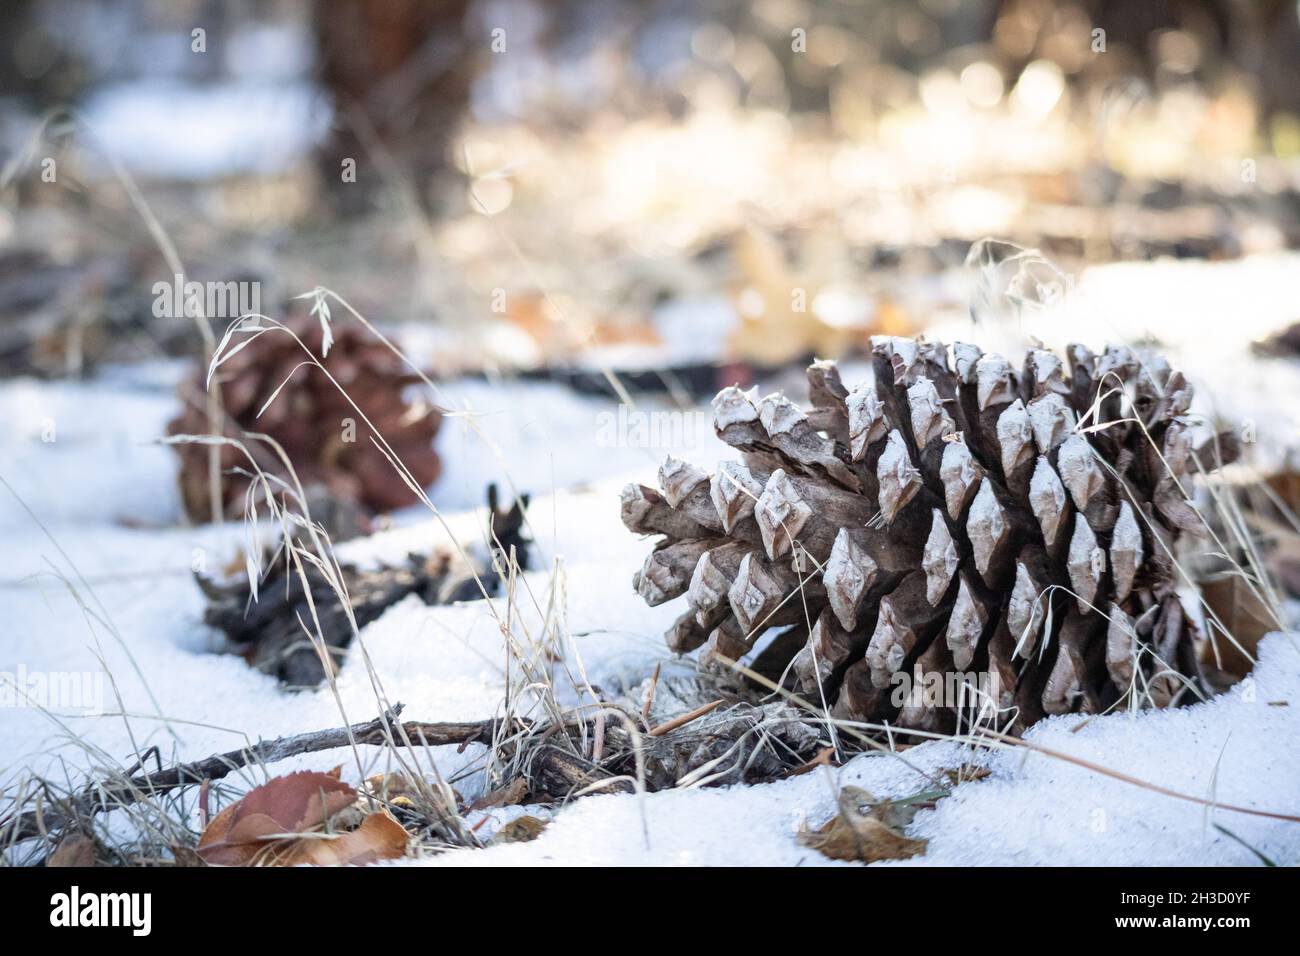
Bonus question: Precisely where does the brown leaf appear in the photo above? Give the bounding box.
[784,747,837,778]
[1200,575,1280,679]
[47,834,95,867]
[799,786,928,863]
[291,811,410,866]
[364,772,423,811]
[1258,469,1300,598]
[169,846,207,867]
[198,769,357,866]
[941,765,992,787]
[488,815,548,845]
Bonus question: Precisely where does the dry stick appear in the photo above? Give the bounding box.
[2,705,511,844]
[648,699,724,737]
[642,662,662,730]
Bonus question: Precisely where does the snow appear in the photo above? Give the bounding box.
[3,253,1300,866]
[0,372,183,531]
[439,636,1300,866]
[81,80,330,179]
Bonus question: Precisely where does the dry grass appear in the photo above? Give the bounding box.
[9,282,1295,863]
[1,117,1295,864]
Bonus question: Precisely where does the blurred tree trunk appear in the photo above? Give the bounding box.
[1238,0,1300,126]
[312,0,476,212]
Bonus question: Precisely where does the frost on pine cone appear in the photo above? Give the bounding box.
[623,337,1234,734]
[168,313,442,524]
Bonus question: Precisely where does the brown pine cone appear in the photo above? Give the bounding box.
[168,312,441,523]
[623,337,1237,735]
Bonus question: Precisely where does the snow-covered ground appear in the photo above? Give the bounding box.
[2,253,1299,866]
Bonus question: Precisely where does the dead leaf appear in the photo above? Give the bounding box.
[197,769,358,866]
[47,834,95,867]
[488,815,548,845]
[1260,465,1300,598]
[1200,575,1280,679]
[799,786,928,863]
[364,772,423,811]
[1247,468,1300,598]
[291,811,410,866]
[941,765,992,787]
[169,846,207,867]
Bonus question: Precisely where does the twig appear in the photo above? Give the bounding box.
[648,699,724,737]
[641,662,661,730]
[785,746,836,778]
[2,704,513,844]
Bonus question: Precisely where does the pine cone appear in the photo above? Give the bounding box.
[623,337,1232,734]
[200,484,530,687]
[168,313,442,523]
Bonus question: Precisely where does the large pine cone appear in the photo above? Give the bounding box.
[168,313,442,523]
[623,337,1233,735]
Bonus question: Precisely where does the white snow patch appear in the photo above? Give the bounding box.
[432,634,1300,867]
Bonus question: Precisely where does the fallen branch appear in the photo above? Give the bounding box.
[3,704,509,844]
[5,693,830,850]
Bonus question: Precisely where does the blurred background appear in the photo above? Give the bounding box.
[5,3,1300,865]
[3,0,1299,378]
[3,0,1300,534]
